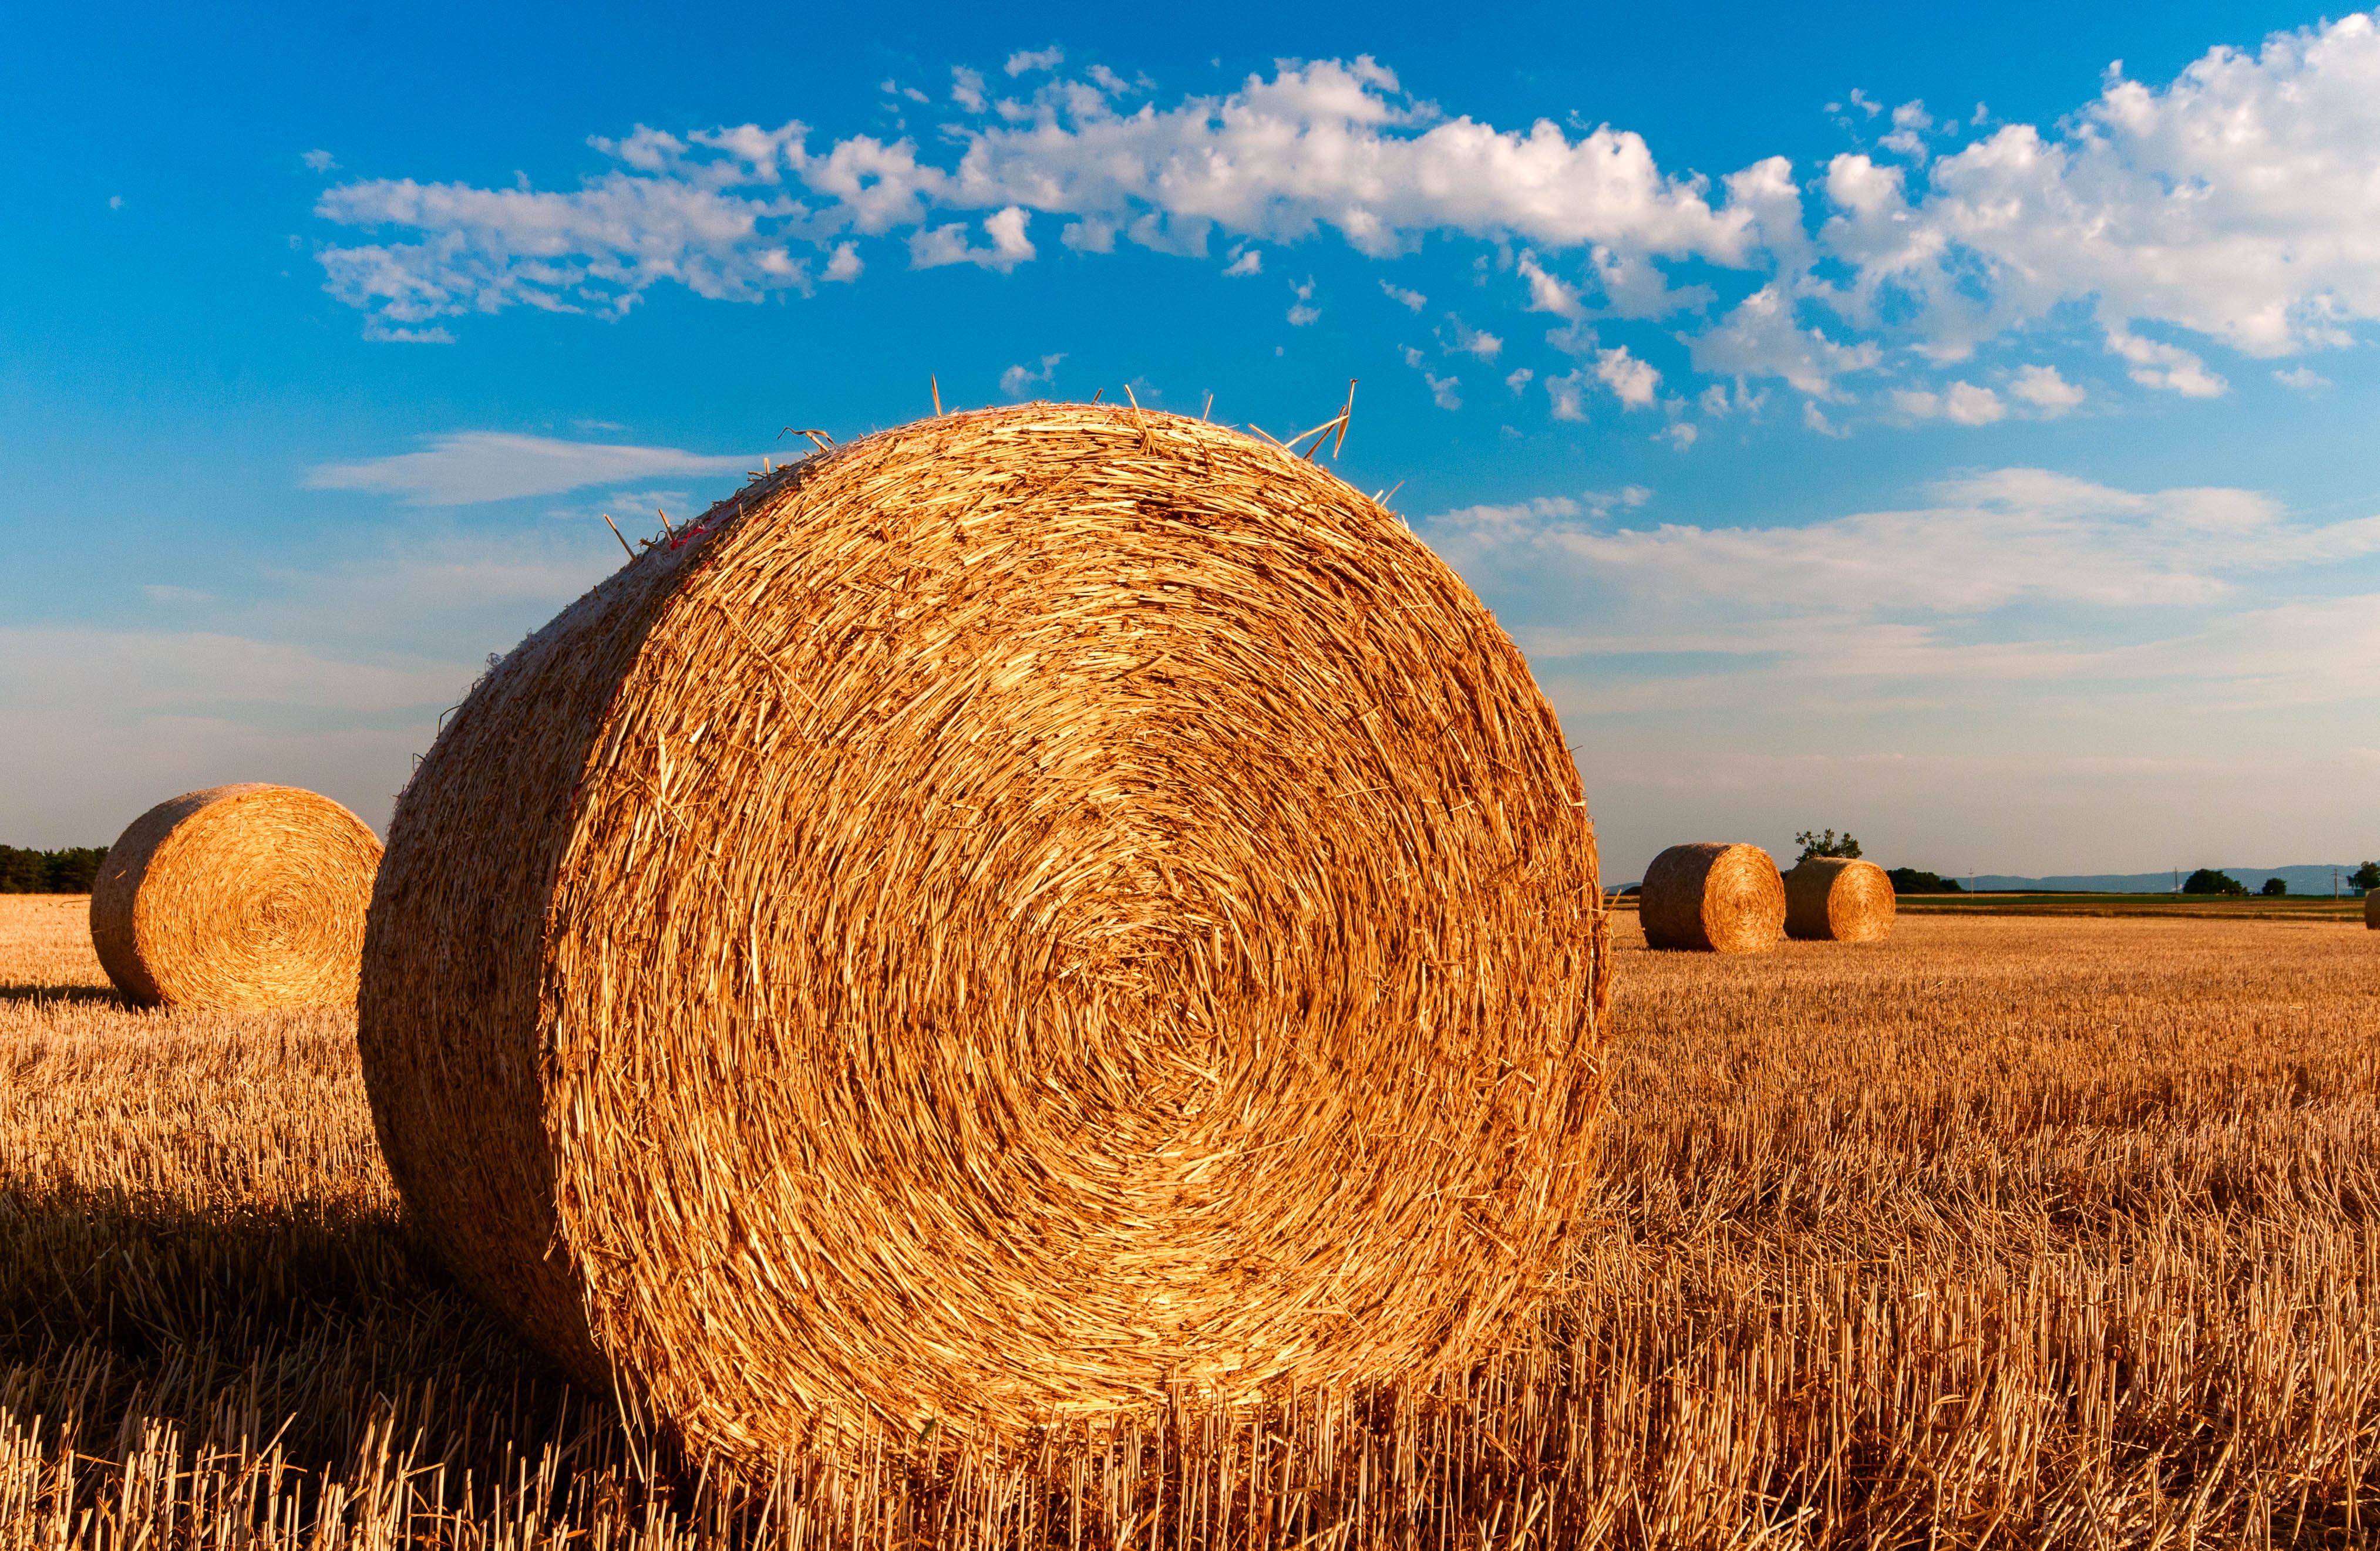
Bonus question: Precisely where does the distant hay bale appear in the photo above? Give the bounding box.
[356,403,1612,1468]
[2367,890,2377,929]
[89,784,382,1009]
[1783,857,1897,943]
[1639,842,1785,953]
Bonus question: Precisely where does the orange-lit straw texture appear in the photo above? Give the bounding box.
[357,403,1611,1472]
[89,784,381,1010]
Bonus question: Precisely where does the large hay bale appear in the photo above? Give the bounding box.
[1783,857,1897,943]
[357,403,1611,1466]
[1639,842,1785,953]
[90,784,382,1009]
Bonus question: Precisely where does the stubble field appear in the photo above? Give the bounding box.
[3,892,2375,1548]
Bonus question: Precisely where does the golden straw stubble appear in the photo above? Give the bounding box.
[358,404,1611,1468]
[1639,842,1785,953]
[1783,857,1897,943]
[89,784,382,1010]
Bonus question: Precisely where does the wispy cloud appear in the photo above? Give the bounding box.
[304,431,753,505]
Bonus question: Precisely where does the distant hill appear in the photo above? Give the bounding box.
[1967,865,2366,895]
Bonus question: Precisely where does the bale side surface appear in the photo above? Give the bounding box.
[1640,842,1784,953]
[2368,890,2376,929]
[90,784,382,1009]
[358,403,1611,1468]
[1784,857,1897,943]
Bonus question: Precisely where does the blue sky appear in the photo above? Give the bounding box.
[5,1,2377,881]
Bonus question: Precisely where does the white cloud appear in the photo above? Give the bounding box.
[1546,369,1588,421]
[302,149,339,173]
[1223,248,1262,275]
[2008,363,2085,414]
[2104,324,2227,397]
[1381,279,1425,311]
[1288,303,1319,326]
[1658,422,1698,450]
[1514,251,1585,319]
[1505,365,1534,393]
[2274,365,2331,390]
[1000,352,1065,397]
[1431,468,2380,619]
[1900,380,2006,424]
[1593,345,1659,407]
[1815,16,2380,362]
[314,60,1763,336]
[910,205,1036,270]
[1692,284,1879,396]
[1424,372,1462,409]
[1438,313,1502,359]
[304,431,753,505]
[304,19,2380,446]
[1944,382,2005,424]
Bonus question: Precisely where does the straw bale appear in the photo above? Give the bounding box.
[356,403,1611,1468]
[2367,890,2377,929]
[1783,857,1897,943]
[89,784,382,1009]
[1639,842,1785,953]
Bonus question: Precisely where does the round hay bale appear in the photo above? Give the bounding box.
[2366,889,2377,929]
[90,784,382,1009]
[1638,842,1785,953]
[1783,857,1897,943]
[357,403,1612,1466]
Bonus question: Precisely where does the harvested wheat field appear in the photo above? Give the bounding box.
[5,892,2379,1548]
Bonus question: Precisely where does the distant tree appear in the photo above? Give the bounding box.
[2260,876,2287,896]
[2183,868,2249,897]
[2354,861,2380,893]
[1886,866,1964,894]
[0,845,107,893]
[1794,828,1863,864]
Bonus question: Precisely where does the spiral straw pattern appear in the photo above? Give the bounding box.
[90,784,382,1009]
[1783,857,1898,943]
[1638,842,1786,953]
[358,403,1611,1466]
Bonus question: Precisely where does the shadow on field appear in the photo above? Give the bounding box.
[0,982,124,1006]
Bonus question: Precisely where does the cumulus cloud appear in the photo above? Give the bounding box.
[1381,279,1425,311]
[1813,16,2380,365]
[309,19,2380,440]
[2104,325,2227,397]
[314,58,1765,335]
[910,205,1036,270]
[1000,352,1065,397]
[1438,313,1502,359]
[1594,345,1659,407]
[1894,380,2005,424]
[1423,372,1462,409]
[1546,369,1588,421]
[305,431,753,505]
[2008,363,2085,414]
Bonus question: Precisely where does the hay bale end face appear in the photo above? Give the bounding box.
[357,404,1611,1467]
[90,784,383,1009]
[1784,857,1897,943]
[1639,842,1785,953]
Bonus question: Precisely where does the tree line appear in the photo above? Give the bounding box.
[0,846,109,893]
